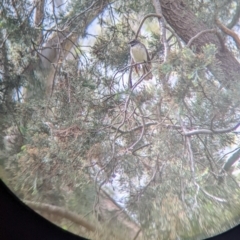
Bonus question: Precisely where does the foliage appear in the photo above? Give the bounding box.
[1,0,240,239]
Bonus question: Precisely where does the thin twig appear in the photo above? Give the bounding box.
[135,14,162,39]
[187,29,217,48]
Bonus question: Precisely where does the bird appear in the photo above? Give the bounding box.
[128,39,153,80]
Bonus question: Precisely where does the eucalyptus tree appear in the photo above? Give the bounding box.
[1,0,240,239]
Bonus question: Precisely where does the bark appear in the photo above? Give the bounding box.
[27,1,143,235]
[34,0,45,44]
[98,190,142,239]
[0,33,13,105]
[160,0,240,84]
[27,0,110,100]
[35,0,45,27]
[24,188,142,239]
[222,149,240,172]
[215,18,240,49]
[25,200,96,232]
[40,125,141,238]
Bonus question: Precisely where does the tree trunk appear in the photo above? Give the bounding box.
[160,0,240,85]
[25,1,143,237]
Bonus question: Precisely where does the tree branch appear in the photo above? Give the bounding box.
[135,14,162,39]
[215,18,240,49]
[24,201,96,232]
[222,148,240,172]
[226,1,240,29]
[183,121,240,136]
[187,29,217,48]
[160,0,240,83]
[152,0,169,61]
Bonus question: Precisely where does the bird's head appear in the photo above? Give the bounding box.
[128,39,140,47]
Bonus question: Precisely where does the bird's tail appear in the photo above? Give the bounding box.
[143,63,153,80]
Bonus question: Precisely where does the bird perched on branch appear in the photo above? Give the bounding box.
[128,39,153,80]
